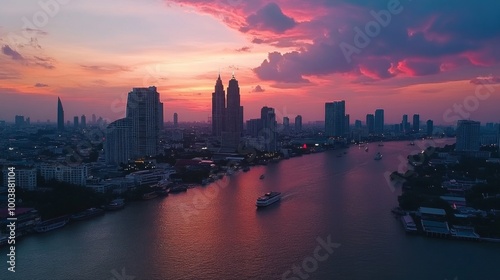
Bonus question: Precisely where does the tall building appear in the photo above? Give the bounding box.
[126,86,161,158]
[402,114,409,133]
[15,115,25,127]
[211,74,225,137]
[74,116,79,128]
[261,106,277,152]
[325,100,345,137]
[246,118,263,137]
[282,116,290,135]
[413,114,420,133]
[105,118,131,165]
[426,120,433,137]
[173,113,178,128]
[374,109,384,134]
[345,114,350,136]
[295,115,302,133]
[456,120,480,152]
[81,115,86,128]
[366,114,374,134]
[158,102,164,130]
[354,120,362,129]
[57,97,64,131]
[224,74,242,148]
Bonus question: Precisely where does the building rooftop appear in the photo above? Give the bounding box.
[419,207,446,216]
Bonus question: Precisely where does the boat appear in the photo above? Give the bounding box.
[365,146,369,152]
[259,174,265,179]
[256,191,282,207]
[169,185,188,193]
[242,166,250,172]
[71,208,104,221]
[391,207,406,216]
[156,188,169,196]
[401,215,418,233]
[409,141,415,146]
[34,216,70,233]
[374,152,383,160]
[107,198,125,210]
[142,191,158,200]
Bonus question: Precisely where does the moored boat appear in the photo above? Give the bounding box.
[401,215,418,233]
[71,208,105,221]
[142,191,159,200]
[259,174,265,179]
[256,191,282,207]
[34,216,70,233]
[169,185,188,193]
[374,152,382,160]
[107,198,125,210]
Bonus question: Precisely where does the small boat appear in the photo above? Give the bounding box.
[365,146,369,152]
[401,215,418,233]
[409,141,415,146]
[71,208,104,221]
[169,185,188,193]
[256,192,281,207]
[156,188,169,197]
[34,216,70,233]
[259,174,265,179]
[142,191,158,200]
[374,152,382,160]
[107,198,125,210]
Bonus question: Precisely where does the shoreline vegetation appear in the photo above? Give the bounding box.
[391,143,500,241]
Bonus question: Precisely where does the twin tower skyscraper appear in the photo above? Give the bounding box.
[212,73,243,149]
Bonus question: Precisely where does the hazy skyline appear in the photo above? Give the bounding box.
[1,0,500,125]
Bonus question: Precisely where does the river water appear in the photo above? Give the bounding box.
[3,140,499,280]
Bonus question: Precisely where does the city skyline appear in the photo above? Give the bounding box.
[1,1,500,124]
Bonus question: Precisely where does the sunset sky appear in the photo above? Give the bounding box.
[1,0,500,125]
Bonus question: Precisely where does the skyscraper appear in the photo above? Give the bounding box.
[354,120,362,129]
[413,114,420,133]
[211,74,225,137]
[57,97,64,131]
[345,114,350,136]
[366,114,374,134]
[456,120,480,152]
[126,86,161,158]
[402,114,409,133]
[105,118,131,165]
[325,100,345,137]
[173,113,178,128]
[74,116,79,128]
[261,106,277,152]
[158,101,164,130]
[295,115,302,133]
[224,74,242,148]
[15,115,25,127]
[81,115,86,128]
[374,109,384,134]
[426,120,433,137]
[283,117,290,134]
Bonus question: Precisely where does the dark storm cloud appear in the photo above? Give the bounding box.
[240,3,296,33]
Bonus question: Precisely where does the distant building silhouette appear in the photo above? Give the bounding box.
[325,100,345,137]
[354,120,362,129]
[173,113,178,128]
[246,119,262,138]
[92,114,96,125]
[374,109,384,134]
[81,115,86,128]
[261,106,277,152]
[456,120,480,152]
[74,116,79,128]
[105,118,131,165]
[294,115,302,133]
[426,120,433,136]
[223,73,242,148]
[212,74,225,137]
[413,114,420,133]
[159,101,164,130]
[15,115,25,127]
[366,114,374,134]
[402,114,409,133]
[283,117,290,134]
[57,97,64,131]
